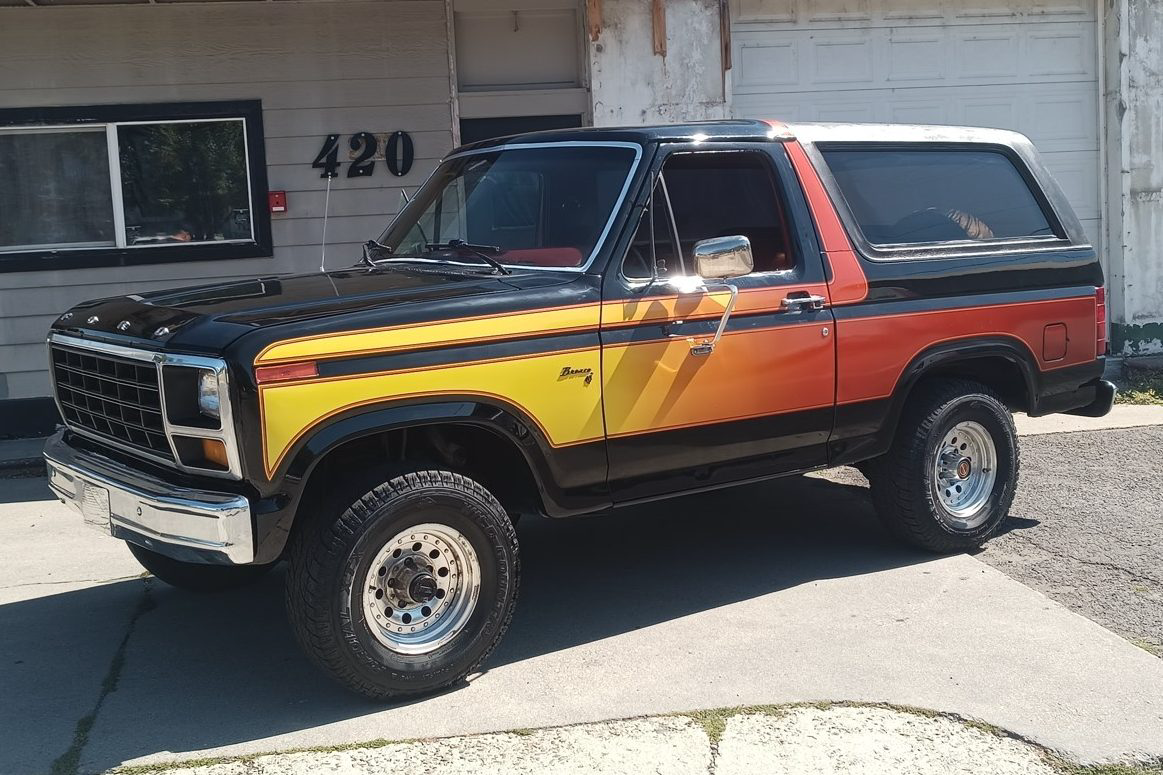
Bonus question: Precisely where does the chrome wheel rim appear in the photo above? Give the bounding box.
[361,523,481,655]
[932,420,998,530]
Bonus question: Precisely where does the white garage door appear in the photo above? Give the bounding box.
[730,0,1101,249]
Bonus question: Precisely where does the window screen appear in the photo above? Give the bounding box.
[819,147,1056,247]
[0,129,115,251]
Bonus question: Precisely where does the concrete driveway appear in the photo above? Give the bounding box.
[2,425,1162,774]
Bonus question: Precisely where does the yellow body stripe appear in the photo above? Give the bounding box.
[256,305,602,365]
[259,349,604,476]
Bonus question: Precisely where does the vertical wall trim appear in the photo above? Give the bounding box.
[1095,0,1107,270]
[445,0,461,148]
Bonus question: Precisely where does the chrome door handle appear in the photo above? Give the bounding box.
[781,293,827,313]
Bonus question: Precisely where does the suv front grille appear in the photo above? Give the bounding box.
[50,344,173,461]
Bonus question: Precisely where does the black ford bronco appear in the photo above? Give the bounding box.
[44,120,1114,698]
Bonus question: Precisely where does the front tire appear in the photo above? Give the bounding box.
[285,469,519,700]
[868,379,1019,553]
[127,542,274,593]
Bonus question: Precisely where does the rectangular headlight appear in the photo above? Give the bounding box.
[197,369,221,420]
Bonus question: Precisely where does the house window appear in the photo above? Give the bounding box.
[0,101,270,272]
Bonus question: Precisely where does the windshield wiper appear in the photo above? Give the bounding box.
[426,239,511,275]
[359,239,434,270]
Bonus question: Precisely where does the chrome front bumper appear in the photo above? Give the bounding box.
[44,430,254,564]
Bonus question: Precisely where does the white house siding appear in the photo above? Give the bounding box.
[729,0,1102,270]
[0,0,454,401]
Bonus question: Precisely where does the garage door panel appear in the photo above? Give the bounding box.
[1025,89,1098,150]
[813,38,876,83]
[733,22,1095,94]
[731,0,1094,27]
[735,42,799,88]
[1040,151,1101,220]
[886,33,945,81]
[737,85,1094,145]
[1025,27,1094,76]
[731,2,1100,255]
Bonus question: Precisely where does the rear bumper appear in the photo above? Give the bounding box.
[1065,379,1117,418]
[44,429,254,564]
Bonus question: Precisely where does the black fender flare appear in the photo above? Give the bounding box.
[282,394,607,514]
[891,336,1039,417]
[832,335,1039,466]
[250,396,608,564]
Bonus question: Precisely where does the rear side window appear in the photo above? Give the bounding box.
[819,147,1057,248]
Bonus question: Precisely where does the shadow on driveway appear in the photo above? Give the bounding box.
[1,471,934,773]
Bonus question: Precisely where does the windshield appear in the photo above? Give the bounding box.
[379,144,639,270]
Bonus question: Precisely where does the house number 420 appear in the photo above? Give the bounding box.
[312,131,415,179]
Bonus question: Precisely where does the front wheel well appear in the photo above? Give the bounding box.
[293,423,543,544]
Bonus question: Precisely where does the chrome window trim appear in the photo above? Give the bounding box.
[47,332,243,480]
[418,140,645,273]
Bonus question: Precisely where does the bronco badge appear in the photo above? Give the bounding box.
[559,366,594,386]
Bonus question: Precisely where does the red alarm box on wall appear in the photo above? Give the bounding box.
[268,191,288,214]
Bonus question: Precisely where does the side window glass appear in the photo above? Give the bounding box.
[661,152,795,274]
[819,147,1057,247]
[622,181,680,280]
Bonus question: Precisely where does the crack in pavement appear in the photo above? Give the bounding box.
[1006,531,1163,587]
[50,578,154,775]
[7,574,146,590]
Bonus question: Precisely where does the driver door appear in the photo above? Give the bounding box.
[600,144,836,502]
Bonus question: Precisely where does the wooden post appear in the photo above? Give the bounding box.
[652,0,667,56]
[586,0,603,42]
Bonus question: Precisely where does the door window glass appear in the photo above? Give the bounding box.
[622,181,680,280]
[660,152,796,274]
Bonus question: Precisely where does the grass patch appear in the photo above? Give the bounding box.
[1129,638,1163,657]
[1055,764,1163,775]
[1116,368,1163,405]
[111,700,1163,775]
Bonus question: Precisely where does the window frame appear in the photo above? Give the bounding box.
[809,140,1076,262]
[0,100,271,274]
[617,145,810,286]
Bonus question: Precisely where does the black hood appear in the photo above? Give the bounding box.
[51,265,577,354]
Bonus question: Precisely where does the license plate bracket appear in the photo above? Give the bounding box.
[80,482,111,530]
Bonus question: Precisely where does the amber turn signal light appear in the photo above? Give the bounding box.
[255,361,319,384]
[201,438,229,469]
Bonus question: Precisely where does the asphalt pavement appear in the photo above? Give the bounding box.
[1,422,1162,774]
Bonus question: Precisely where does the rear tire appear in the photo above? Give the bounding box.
[285,468,519,700]
[127,542,274,593]
[868,378,1019,553]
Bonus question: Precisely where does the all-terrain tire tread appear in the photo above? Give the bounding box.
[868,378,1019,553]
[285,469,519,700]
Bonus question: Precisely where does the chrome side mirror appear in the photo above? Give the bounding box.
[666,236,753,357]
[692,235,753,281]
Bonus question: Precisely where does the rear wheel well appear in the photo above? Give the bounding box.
[293,423,542,546]
[908,355,1031,414]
